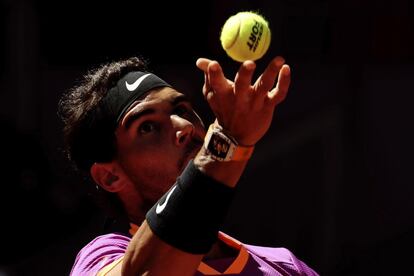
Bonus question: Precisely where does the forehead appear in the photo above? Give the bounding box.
[118,87,188,126]
[129,87,188,111]
[141,87,185,103]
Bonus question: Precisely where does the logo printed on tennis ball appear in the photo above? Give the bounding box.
[247,20,263,52]
[220,12,271,62]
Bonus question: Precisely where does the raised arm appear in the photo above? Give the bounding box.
[118,57,291,276]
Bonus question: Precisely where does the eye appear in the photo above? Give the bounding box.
[138,121,155,134]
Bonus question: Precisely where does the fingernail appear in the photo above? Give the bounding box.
[210,62,219,72]
[245,61,256,70]
[275,56,285,67]
[283,65,291,75]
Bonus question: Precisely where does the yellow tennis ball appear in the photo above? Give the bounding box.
[220,11,271,62]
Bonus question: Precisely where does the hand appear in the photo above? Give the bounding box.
[196,57,291,146]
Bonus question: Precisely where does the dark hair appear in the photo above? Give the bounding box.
[58,57,148,172]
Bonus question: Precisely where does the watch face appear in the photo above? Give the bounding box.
[207,132,230,160]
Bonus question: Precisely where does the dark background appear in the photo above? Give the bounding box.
[1,0,413,275]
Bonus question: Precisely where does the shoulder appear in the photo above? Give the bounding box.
[70,233,131,276]
[244,244,319,276]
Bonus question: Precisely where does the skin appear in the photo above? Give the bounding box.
[90,56,291,275]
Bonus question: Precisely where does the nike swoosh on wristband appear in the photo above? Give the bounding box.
[156,185,178,214]
[125,73,151,91]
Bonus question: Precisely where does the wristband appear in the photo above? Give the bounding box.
[145,160,235,254]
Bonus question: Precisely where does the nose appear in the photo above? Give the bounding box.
[171,115,194,147]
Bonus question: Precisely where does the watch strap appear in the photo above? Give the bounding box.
[231,143,255,161]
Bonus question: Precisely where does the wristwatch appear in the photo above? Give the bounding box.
[203,123,254,161]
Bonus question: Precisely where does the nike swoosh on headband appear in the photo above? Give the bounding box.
[125,73,151,91]
[156,185,178,214]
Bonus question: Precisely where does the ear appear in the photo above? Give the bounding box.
[90,161,126,193]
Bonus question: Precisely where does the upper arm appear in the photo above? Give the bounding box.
[97,256,124,276]
[70,234,129,276]
[70,214,203,276]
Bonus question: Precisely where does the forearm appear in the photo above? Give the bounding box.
[122,161,237,275]
[122,220,203,276]
[193,146,250,188]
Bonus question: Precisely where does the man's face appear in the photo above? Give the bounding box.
[114,87,205,205]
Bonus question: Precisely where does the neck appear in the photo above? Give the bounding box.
[118,190,147,226]
[126,210,146,226]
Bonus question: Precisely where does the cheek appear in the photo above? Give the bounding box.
[121,143,179,182]
[121,149,180,199]
[123,145,164,171]
[115,129,186,190]
[194,123,206,140]
[190,113,206,137]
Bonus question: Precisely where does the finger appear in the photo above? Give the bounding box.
[254,56,285,94]
[234,61,256,96]
[196,58,213,72]
[207,61,230,94]
[269,64,291,105]
[196,58,213,97]
[202,72,212,98]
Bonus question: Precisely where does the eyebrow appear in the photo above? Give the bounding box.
[172,94,190,106]
[123,94,190,130]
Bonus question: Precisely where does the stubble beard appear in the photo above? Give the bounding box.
[128,138,203,212]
